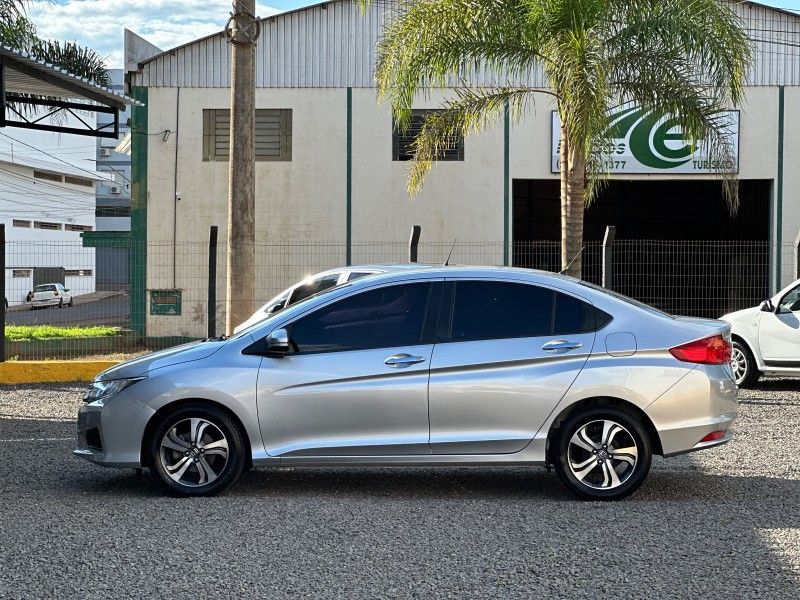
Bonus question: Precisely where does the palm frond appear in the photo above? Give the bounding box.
[407,87,533,196]
[30,39,110,86]
[374,0,547,129]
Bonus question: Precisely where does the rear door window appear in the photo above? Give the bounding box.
[445,280,608,342]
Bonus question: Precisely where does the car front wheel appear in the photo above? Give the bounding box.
[731,341,759,388]
[553,407,652,501]
[147,403,246,496]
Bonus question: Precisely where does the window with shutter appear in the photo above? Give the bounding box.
[392,109,464,162]
[203,109,292,161]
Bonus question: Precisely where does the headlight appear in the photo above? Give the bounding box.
[83,377,145,405]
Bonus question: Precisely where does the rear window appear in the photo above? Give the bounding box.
[34,285,56,292]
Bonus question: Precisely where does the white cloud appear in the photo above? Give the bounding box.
[29,1,281,68]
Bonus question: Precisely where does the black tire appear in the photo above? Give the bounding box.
[68,298,74,307]
[731,340,759,388]
[147,403,246,497]
[553,406,652,501]
[58,299,63,308]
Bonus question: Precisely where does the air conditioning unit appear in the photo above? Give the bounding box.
[99,148,112,158]
[110,185,121,195]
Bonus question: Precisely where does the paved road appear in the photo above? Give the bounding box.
[5,295,129,327]
[0,380,799,598]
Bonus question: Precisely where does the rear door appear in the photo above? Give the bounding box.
[759,283,800,365]
[256,280,441,457]
[428,279,599,454]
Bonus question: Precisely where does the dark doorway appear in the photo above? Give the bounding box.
[33,267,65,287]
[512,179,772,317]
[513,179,770,242]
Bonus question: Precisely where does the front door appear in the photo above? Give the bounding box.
[759,283,800,365]
[428,279,598,454]
[256,281,439,457]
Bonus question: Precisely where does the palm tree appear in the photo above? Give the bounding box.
[369,0,751,277]
[0,1,108,86]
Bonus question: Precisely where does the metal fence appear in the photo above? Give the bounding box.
[1,237,796,361]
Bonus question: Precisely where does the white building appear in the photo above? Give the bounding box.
[95,69,132,290]
[124,0,800,338]
[0,121,108,306]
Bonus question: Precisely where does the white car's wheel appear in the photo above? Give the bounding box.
[731,341,759,387]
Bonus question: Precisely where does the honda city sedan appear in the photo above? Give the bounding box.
[75,266,737,500]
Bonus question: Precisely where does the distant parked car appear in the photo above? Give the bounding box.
[30,283,73,310]
[233,265,422,333]
[722,278,800,387]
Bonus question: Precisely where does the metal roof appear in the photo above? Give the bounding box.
[128,0,800,89]
[0,45,139,109]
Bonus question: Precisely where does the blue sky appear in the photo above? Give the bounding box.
[28,0,800,69]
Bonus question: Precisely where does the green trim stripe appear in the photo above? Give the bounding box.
[130,86,148,337]
[503,101,510,266]
[346,87,352,266]
[776,86,785,291]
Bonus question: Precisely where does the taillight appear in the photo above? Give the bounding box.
[669,335,731,365]
[53,291,59,296]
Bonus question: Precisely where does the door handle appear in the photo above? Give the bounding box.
[384,353,427,368]
[542,339,583,352]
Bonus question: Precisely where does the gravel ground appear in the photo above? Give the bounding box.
[0,381,799,598]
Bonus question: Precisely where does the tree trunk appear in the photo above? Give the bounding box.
[560,130,585,279]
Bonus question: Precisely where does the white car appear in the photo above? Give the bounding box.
[721,278,800,387]
[30,283,73,310]
[233,266,390,334]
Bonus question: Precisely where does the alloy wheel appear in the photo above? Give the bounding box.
[159,417,229,487]
[731,346,748,385]
[567,419,638,490]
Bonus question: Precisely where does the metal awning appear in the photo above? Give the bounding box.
[0,44,140,139]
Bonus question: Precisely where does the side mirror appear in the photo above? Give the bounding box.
[64,289,70,293]
[760,299,775,313]
[266,301,285,316]
[266,328,290,355]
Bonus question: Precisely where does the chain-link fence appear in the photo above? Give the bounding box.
[2,238,796,360]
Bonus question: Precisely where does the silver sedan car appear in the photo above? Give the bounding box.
[75,266,737,500]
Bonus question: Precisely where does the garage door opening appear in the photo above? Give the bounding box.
[512,179,772,317]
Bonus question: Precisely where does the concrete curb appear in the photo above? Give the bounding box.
[0,361,120,384]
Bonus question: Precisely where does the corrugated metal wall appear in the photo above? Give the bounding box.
[129,1,800,89]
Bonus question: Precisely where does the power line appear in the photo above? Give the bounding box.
[0,132,133,185]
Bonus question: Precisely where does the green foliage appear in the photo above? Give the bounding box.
[0,0,109,86]
[30,39,110,87]
[6,325,121,342]
[366,0,752,210]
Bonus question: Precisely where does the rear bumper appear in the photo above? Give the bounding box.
[645,364,738,456]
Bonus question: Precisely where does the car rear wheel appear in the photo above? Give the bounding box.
[58,299,63,308]
[147,403,246,497]
[554,407,652,501]
[731,341,759,388]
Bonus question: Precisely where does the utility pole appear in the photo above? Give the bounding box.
[224,0,260,335]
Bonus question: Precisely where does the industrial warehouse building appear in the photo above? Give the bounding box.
[122,0,800,339]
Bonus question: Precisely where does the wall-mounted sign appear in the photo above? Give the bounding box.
[551,105,739,174]
[150,289,182,316]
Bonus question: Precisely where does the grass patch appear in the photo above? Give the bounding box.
[5,325,121,342]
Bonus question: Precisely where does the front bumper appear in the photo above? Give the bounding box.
[74,390,155,468]
[645,364,738,456]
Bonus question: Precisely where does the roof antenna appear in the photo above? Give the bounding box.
[444,239,457,266]
[559,246,585,275]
